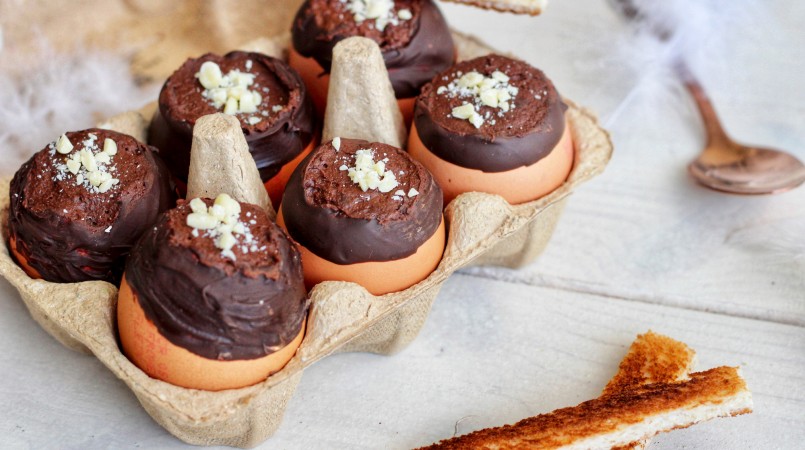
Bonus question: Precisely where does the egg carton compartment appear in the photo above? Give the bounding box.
[0,32,612,447]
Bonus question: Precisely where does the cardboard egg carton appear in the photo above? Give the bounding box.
[0,32,612,447]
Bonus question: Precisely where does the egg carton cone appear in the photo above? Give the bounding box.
[0,32,612,446]
[323,37,408,148]
[186,114,273,217]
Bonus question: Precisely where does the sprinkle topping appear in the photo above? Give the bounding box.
[346,149,399,193]
[340,0,413,31]
[195,60,270,125]
[391,188,418,201]
[50,134,120,194]
[55,134,74,154]
[437,70,519,128]
[186,194,259,260]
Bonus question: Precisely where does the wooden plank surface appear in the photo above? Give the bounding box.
[445,0,805,325]
[1,1,803,449]
[2,274,803,448]
[273,275,805,449]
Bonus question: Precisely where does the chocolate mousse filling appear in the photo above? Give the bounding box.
[8,129,175,283]
[281,138,442,264]
[292,0,455,98]
[414,54,568,173]
[125,200,308,361]
[149,51,316,182]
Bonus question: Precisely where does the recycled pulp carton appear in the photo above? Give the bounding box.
[0,32,612,447]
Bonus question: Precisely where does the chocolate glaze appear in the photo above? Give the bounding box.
[149,51,316,182]
[8,129,175,284]
[414,54,568,173]
[291,0,455,98]
[281,138,442,264]
[125,200,307,361]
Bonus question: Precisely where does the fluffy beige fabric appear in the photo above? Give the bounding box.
[0,44,156,172]
[0,0,303,172]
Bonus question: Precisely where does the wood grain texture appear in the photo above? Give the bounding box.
[5,274,801,448]
[1,0,804,448]
[277,275,802,449]
[422,366,750,449]
[448,0,805,326]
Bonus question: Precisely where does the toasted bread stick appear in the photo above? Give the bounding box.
[423,366,751,449]
[443,0,547,16]
[606,331,697,450]
[604,331,696,396]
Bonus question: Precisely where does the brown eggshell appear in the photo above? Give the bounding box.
[396,97,416,126]
[289,47,415,125]
[8,236,43,279]
[264,137,317,208]
[407,119,575,205]
[117,276,305,391]
[277,211,445,295]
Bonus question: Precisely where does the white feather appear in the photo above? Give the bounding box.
[0,39,156,173]
[595,0,776,129]
[728,216,805,267]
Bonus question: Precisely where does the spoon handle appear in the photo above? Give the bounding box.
[676,62,731,145]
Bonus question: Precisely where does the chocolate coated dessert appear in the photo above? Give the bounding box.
[149,51,316,182]
[291,0,455,98]
[414,54,567,172]
[8,129,174,283]
[125,198,307,361]
[281,138,442,264]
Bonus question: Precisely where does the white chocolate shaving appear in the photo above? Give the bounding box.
[195,61,275,123]
[103,138,118,155]
[187,212,219,230]
[439,69,519,128]
[94,152,111,165]
[66,159,81,175]
[50,133,120,195]
[341,0,413,31]
[79,149,97,173]
[185,193,259,260]
[452,103,476,119]
[198,61,223,89]
[346,149,399,193]
[56,134,73,154]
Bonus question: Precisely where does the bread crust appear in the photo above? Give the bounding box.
[604,331,696,396]
[606,331,696,450]
[422,334,751,450]
[442,0,546,16]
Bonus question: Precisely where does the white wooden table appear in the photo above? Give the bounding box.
[1,1,804,448]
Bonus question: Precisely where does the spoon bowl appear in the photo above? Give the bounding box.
[607,0,805,195]
[679,63,805,195]
[689,144,805,195]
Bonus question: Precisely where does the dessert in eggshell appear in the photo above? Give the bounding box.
[8,129,174,284]
[409,54,574,205]
[148,51,316,206]
[278,138,445,295]
[118,194,307,391]
[290,0,455,123]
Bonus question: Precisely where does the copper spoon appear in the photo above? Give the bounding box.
[606,0,805,194]
[679,63,805,195]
